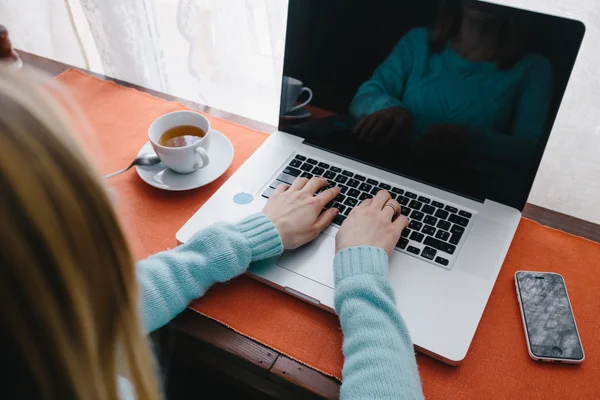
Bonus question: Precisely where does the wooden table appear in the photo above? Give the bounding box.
[21,51,600,399]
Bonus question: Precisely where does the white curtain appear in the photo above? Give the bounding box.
[0,0,288,125]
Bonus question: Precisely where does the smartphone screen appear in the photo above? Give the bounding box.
[515,271,584,361]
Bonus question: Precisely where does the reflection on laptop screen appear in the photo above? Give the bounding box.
[279,0,584,210]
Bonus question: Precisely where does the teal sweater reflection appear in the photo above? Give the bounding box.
[350,28,552,163]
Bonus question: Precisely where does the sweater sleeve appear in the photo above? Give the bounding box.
[349,29,423,119]
[334,246,424,400]
[137,213,283,333]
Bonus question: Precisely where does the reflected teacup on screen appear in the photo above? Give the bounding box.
[281,76,313,115]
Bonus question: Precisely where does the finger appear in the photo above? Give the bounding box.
[371,189,392,209]
[273,183,290,194]
[301,177,328,194]
[393,214,409,231]
[365,120,385,143]
[382,199,401,220]
[315,185,341,207]
[290,177,309,190]
[353,117,368,135]
[314,207,339,232]
[360,117,378,140]
[356,197,373,209]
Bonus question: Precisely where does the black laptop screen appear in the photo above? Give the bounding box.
[278,0,584,210]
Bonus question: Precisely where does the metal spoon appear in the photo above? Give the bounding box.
[103,154,161,179]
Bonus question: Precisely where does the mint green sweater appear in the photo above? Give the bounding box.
[133,213,423,399]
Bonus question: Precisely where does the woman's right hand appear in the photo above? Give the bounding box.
[353,107,412,145]
[335,190,409,256]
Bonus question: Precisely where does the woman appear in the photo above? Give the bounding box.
[0,67,423,399]
[351,0,552,165]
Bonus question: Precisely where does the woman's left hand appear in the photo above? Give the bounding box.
[263,177,341,250]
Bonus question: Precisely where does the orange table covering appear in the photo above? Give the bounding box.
[54,69,600,399]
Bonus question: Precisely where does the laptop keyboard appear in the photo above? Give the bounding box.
[262,154,474,269]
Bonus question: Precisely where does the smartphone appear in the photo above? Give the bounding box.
[515,271,584,363]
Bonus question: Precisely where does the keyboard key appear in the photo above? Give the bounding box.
[409,200,423,210]
[445,205,458,213]
[459,210,472,218]
[342,170,354,177]
[283,166,301,177]
[451,225,465,234]
[422,205,435,215]
[379,183,391,190]
[333,203,346,214]
[409,220,423,230]
[435,256,449,266]
[269,181,284,189]
[434,209,449,219]
[405,192,417,199]
[424,215,438,225]
[435,230,450,241]
[312,167,325,176]
[348,188,361,198]
[437,220,451,231]
[354,174,366,181]
[300,163,313,172]
[318,162,330,168]
[347,179,360,188]
[335,194,346,203]
[323,170,336,180]
[333,214,346,225]
[294,154,306,161]
[339,185,348,194]
[448,213,469,227]
[418,196,430,204]
[342,206,351,216]
[407,246,420,255]
[371,187,382,195]
[392,187,404,195]
[359,193,373,201]
[277,173,296,185]
[307,158,318,165]
[400,207,411,216]
[366,178,379,185]
[388,193,397,200]
[401,228,411,238]
[432,201,444,208]
[289,159,302,168]
[449,230,464,245]
[410,210,424,221]
[359,183,373,192]
[330,166,342,173]
[334,175,348,184]
[327,180,336,188]
[301,172,313,179]
[398,196,410,206]
[410,231,425,242]
[262,187,275,198]
[397,237,409,249]
[422,224,436,236]
[344,197,358,207]
[424,236,456,255]
[421,246,437,260]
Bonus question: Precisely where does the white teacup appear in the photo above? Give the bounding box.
[149,111,211,174]
[281,76,313,115]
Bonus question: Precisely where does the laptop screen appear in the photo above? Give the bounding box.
[278,0,584,210]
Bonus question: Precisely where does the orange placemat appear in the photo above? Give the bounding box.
[53,69,599,399]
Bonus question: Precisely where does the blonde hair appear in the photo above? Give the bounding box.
[0,67,161,400]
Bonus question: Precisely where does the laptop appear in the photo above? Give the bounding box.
[177,0,584,364]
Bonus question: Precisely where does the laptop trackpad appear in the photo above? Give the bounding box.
[277,233,335,289]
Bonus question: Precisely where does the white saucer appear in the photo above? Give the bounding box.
[282,107,311,120]
[135,129,234,191]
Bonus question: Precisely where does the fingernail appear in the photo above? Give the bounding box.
[333,208,339,215]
